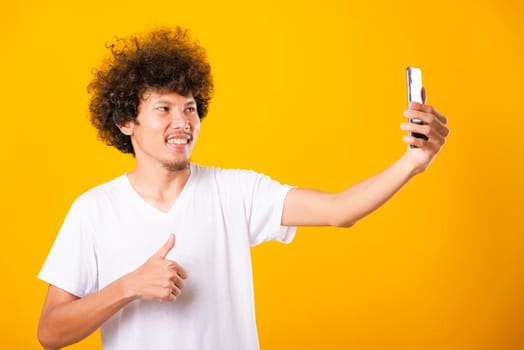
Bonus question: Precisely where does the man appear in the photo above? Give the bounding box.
[37,27,449,350]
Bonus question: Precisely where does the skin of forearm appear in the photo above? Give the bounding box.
[330,153,419,227]
[282,154,421,228]
[38,276,136,349]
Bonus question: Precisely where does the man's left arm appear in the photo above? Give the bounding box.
[282,102,449,228]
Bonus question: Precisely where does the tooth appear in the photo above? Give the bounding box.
[167,138,189,145]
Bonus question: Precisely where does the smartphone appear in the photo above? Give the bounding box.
[406,66,428,146]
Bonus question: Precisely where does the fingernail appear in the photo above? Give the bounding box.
[400,123,408,130]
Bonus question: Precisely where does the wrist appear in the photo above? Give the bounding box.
[117,272,140,302]
[399,152,424,177]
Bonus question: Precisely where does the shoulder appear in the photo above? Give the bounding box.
[191,163,292,195]
[70,175,127,211]
[191,163,264,185]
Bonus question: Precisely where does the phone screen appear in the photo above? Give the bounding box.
[407,67,423,104]
[406,66,427,146]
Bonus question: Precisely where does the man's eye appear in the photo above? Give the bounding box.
[157,107,169,112]
[187,107,196,113]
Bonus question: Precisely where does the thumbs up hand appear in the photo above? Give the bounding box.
[125,234,188,302]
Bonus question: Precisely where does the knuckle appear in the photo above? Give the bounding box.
[177,268,188,279]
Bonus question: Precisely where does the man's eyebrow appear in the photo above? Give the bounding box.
[153,99,196,105]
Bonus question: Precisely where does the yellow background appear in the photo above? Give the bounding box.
[1,0,523,348]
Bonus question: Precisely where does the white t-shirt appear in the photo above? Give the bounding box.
[39,164,296,350]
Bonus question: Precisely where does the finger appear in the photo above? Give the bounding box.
[166,260,189,281]
[403,131,443,152]
[173,276,185,290]
[155,234,176,259]
[404,126,446,154]
[423,135,443,153]
[421,113,449,138]
[171,283,182,297]
[175,264,188,280]
[401,121,445,140]
[408,103,448,125]
[422,87,427,104]
[401,122,428,135]
[403,135,426,149]
[429,106,447,125]
[166,291,177,302]
[166,263,186,286]
[403,110,449,136]
[402,135,426,148]
[159,286,177,302]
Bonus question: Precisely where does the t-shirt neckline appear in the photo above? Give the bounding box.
[121,163,196,217]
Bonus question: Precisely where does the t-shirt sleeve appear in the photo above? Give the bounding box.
[240,170,297,246]
[38,197,98,297]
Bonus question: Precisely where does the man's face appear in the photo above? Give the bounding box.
[119,90,201,172]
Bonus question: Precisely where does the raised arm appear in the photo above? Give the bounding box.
[38,234,187,349]
[282,102,449,228]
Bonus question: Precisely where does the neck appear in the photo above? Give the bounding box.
[127,162,192,212]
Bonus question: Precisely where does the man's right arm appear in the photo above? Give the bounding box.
[38,279,133,350]
[38,234,187,349]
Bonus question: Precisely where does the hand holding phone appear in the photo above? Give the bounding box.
[406,67,428,147]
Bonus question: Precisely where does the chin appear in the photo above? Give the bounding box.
[163,160,190,172]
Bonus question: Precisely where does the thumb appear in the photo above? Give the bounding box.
[422,87,427,104]
[155,233,175,259]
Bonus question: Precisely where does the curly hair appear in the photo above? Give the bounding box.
[88,27,214,154]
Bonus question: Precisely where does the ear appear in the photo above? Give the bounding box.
[116,119,135,136]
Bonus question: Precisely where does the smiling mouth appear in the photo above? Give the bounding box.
[166,132,192,145]
[167,138,190,145]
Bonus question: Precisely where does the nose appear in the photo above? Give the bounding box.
[169,109,189,130]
